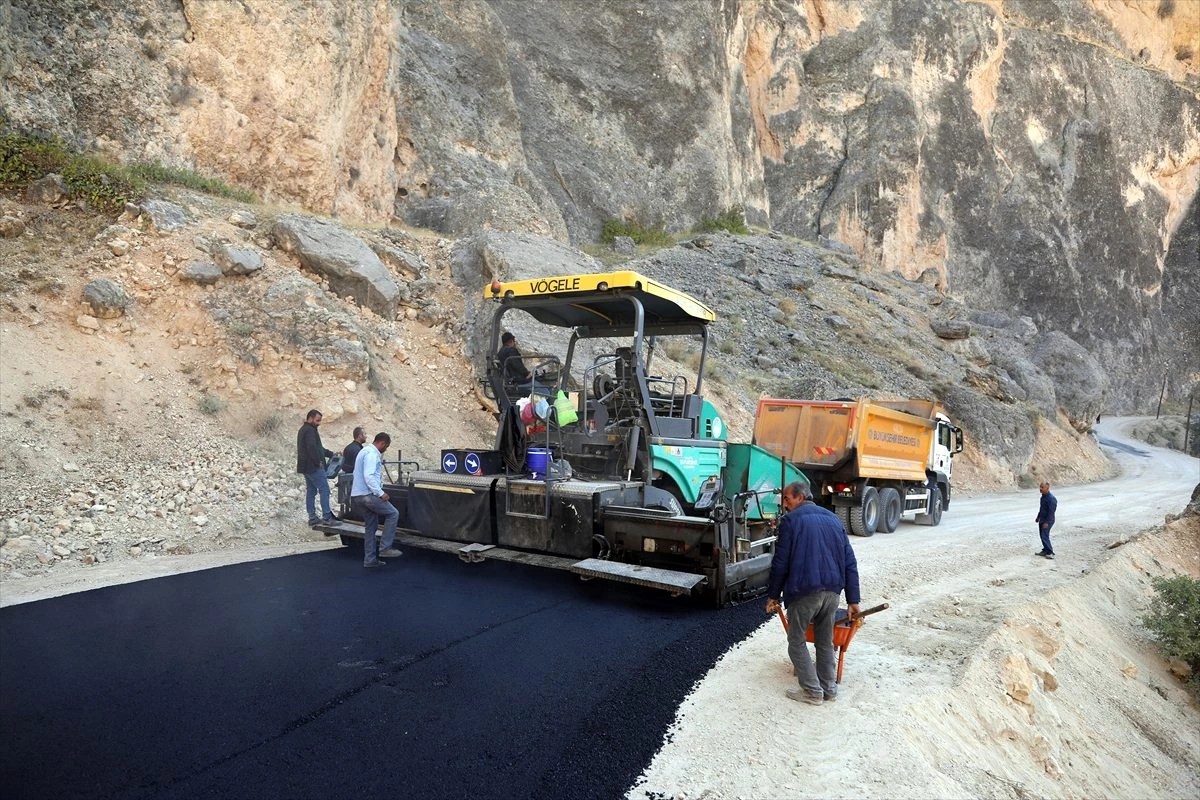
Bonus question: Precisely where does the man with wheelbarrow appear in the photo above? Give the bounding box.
[765,481,861,705]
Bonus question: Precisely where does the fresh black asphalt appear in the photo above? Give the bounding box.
[0,545,765,800]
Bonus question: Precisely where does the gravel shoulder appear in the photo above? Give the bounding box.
[628,417,1200,799]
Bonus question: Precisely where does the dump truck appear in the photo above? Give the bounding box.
[319,270,804,605]
[752,398,964,536]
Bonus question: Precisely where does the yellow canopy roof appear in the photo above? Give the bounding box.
[483,271,715,333]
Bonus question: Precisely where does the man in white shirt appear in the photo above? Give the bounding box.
[351,432,402,568]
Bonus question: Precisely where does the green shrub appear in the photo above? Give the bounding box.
[600,216,672,247]
[1,132,143,210]
[129,162,255,203]
[1142,574,1200,696]
[229,321,255,337]
[1,125,255,208]
[197,393,224,416]
[696,205,749,235]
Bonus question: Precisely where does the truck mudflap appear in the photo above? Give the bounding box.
[569,558,707,595]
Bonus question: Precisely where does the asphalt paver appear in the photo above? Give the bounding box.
[0,546,763,799]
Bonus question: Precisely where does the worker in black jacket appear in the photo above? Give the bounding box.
[342,427,366,474]
[296,409,337,527]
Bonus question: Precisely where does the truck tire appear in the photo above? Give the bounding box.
[849,486,879,537]
[835,505,852,533]
[878,488,901,533]
[916,486,943,526]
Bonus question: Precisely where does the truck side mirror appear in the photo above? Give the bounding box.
[953,427,964,454]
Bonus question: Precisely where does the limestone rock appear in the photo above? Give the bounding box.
[75,315,100,331]
[82,279,129,319]
[228,209,258,228]
[272,214,399,318]
[1002,653,1035,704]
[1031,332,1107,432]
[451,230,602,364]
[931,318,971,340]
[0,215,26,238]
[181,260,223,285]
[257,274,371,380]
[214,243,264,275]
[27,174,67,204]
[139,199,188,233]
[612,235,636,254]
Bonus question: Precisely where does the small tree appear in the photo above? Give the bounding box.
[1142,574,1200,696]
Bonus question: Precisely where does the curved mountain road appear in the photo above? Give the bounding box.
[1,418,1195,800]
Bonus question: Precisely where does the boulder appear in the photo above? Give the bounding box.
[258,275,371,380]
[181,261,223,285]
[612,235,636,254]
[931,317,971,340]
[0,216,25,238]
[138,199,189,233]
[214,244,264,275]
[272,214,398,318]
[986,337,1058,417]
[81,279,129,318]
[1031,331,1107,431]
[940,384,1037,477]
[26,174,68,204]
[228,209,258,228]
[450,231,602,364]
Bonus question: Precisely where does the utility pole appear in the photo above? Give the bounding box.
[1155,373,1168,419]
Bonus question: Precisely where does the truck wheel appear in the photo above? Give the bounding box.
[849,486,879,536]
[878,488,901,533]
[835,505,852,532]
[916,486,943,526]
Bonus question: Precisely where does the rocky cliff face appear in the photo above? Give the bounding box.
[3,0,1197,409]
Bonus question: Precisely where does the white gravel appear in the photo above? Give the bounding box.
[627,417,1200,800]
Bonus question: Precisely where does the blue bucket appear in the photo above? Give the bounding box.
[527,447,551,479]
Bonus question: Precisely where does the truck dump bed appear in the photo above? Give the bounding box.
[753,399,936,482]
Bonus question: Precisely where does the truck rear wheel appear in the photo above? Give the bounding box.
[849,486,879,536]
[878,488,901,533]
[835,505,852,533]
[916,486,943,526]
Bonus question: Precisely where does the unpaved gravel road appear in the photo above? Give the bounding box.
[629,417,1200,800]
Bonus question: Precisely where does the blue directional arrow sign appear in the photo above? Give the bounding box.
[465,452,481,475]
[442,452,458,474]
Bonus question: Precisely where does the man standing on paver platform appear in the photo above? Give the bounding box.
[352,432,402,568]
[765,480,861,705]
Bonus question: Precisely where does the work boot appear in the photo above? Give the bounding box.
[1041,552,1055,559]
[786,688,824,705]
[378,548,403,558]
[363,560,386,569]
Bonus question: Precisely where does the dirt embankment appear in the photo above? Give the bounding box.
[629,428,1200,800]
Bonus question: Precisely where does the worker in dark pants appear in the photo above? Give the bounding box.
[765,481,861,705]
[1035,481,1057,559]
[296,409,337,527]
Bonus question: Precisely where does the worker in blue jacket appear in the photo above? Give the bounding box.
[1035,481,1058,559]
[766,480,861,705]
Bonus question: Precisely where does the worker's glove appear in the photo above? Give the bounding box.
[765,598,781,615]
